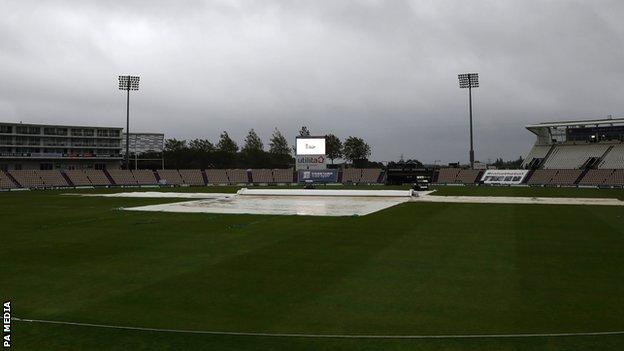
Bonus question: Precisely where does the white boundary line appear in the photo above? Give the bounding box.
[12,317,624,339]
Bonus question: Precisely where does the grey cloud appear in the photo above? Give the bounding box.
[1,0,624,163]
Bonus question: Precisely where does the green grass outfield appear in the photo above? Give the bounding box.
[2,186,624,350]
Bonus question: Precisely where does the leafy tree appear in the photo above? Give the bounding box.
[269,128,290,156]
[325,134,342,164]
[267,128,292,168]
[299,126,310,136]
[240,129,267,168]
[164,138,187,152]
[492,156,524,169]
[188,139,214,153]
[216,131,238,154]
[163,139,188,169]
[242,129,264,154]
[342,136,371,164]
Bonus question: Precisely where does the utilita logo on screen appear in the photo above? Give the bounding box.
[297,156,325,163]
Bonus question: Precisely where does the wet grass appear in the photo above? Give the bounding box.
[2,186,623,350]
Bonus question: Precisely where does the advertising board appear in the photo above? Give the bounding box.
[298,169,338,183]
[481,169,529,185]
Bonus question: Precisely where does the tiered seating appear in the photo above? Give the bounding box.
[227,169,248,184]
[157,170,183,185]
[599,144,624,169]
[522,145,551,168]
[456,169,480,184]
[360,169,382,183]
[342,168,361,183]
[84,170,111,186]
[64,170,92,186]
[436,168,460,183]
[107,169,137,185]
[579,169,613,185]
[526,169,581,185]
[38,170,69,187]
[527,169,557,185]
[542,143,610,169]
[0,171,18,189]
[434,168,478,184]
[179,169,205,186]
[606,169,624,186]
[273,169,294,183]
[205,169,228,184]
[549,169,582,185]
[251,169,273,183]
[132,170,158,185]
[9,170,45,188]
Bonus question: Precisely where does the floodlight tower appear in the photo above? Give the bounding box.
[118,75,140,169]
[458,73,479,168]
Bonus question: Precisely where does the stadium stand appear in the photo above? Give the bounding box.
[434,168,479,184]
[578,169,613,186]
[179,169,205,186]
[226,169,249,184]
[455,169,481,184]
[522,145,552,168]
[360,169,382,183]
[64,170,92,186]
[606,169,624,186]
[251,169,273,183]
[273,168,294,183]
[436,168,460,183]
[542,143,610,169]
[107,169,138,185]
[549,169,582,185]
[526,169,581,185]
[156,169,183,185]
[342,168,361,183]
[38,170,70,187]
[526,169,557,185]
[9,170,45,188]
[518,119,624,186]
[599,144,624,169]
[205,169,229,184]
[0,171,18,189]
[4,166,624,191]
[132,170,158,185]
[84,170,111,186]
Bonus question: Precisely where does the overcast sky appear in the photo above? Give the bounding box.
[2,0,624,163]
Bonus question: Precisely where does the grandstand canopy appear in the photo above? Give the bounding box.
[525,117,624,144]
[526,117,624,133]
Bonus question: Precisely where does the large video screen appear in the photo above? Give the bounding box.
[296,137,326,155]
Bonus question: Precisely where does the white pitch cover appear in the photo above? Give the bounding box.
[236,188,415,197]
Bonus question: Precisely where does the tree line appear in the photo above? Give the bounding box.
[157,127,375,169]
